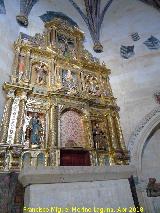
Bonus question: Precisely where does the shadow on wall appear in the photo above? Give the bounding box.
[0,172,24,213]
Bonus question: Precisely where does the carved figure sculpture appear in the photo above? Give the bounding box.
[28,113,43,146]
[147,178,160,197]
[92,123,107,150]
[18,55,25,80]
[35,63,48,85]
[85,75,100,96]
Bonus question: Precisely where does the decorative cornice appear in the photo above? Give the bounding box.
[128,106,160,152]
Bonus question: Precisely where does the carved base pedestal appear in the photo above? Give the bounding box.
[19,166,136,212]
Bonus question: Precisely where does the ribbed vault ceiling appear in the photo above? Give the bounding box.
[14,0,160,52]
[140,0,160,9]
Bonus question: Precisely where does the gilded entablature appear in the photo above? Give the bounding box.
[0,18,129,171]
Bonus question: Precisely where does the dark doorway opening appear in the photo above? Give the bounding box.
[60,149,91,166]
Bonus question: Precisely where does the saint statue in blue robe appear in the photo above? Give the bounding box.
[29,113,43,145]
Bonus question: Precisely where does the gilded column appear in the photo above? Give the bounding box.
[14,90,27,144]
[47,29,51,46]
[48,102,58,166]
[0,90,15,144]
[113,112,128,151]
[49,60,55,90]
[80,71,86,97]
[106,76,113,96]
[106,112,121,152]
[48,104,58,149]
[24,50,31,83]
[83,112,93,149]
[10,47,20,84]
[55,66,62,90]
[106,110,129,164]
[50,28,56,46]
[103,121,113,153]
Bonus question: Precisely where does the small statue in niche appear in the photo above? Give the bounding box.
[70,48,77,59]
[67,39,76,59]
[18,54,25,81]
[101,77,111,97]
[35,63,48,85]
[57,34,67,56]
[57,33,75,58]
[92,123,107,150]
[66,69,73,82]
[28,113,43,146]
[90,76,100,95]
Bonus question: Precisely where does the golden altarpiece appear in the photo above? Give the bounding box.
[0,18,129,171]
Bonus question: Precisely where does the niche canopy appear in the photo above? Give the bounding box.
[0,17,129,171]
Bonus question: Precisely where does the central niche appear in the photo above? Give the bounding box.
[60,109,85,148]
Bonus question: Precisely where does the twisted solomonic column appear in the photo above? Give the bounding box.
[14,90,27,144]
[105,111,129,165]
[106,112,121,151]
[113,112,130,163]
[0,90,15,144]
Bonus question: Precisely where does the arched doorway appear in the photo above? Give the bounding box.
[128,106,160,213]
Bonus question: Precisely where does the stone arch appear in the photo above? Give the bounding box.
[37,153,45,166]
[128,106,160,173]
[60,107,84,116]
[22,152,31,167]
